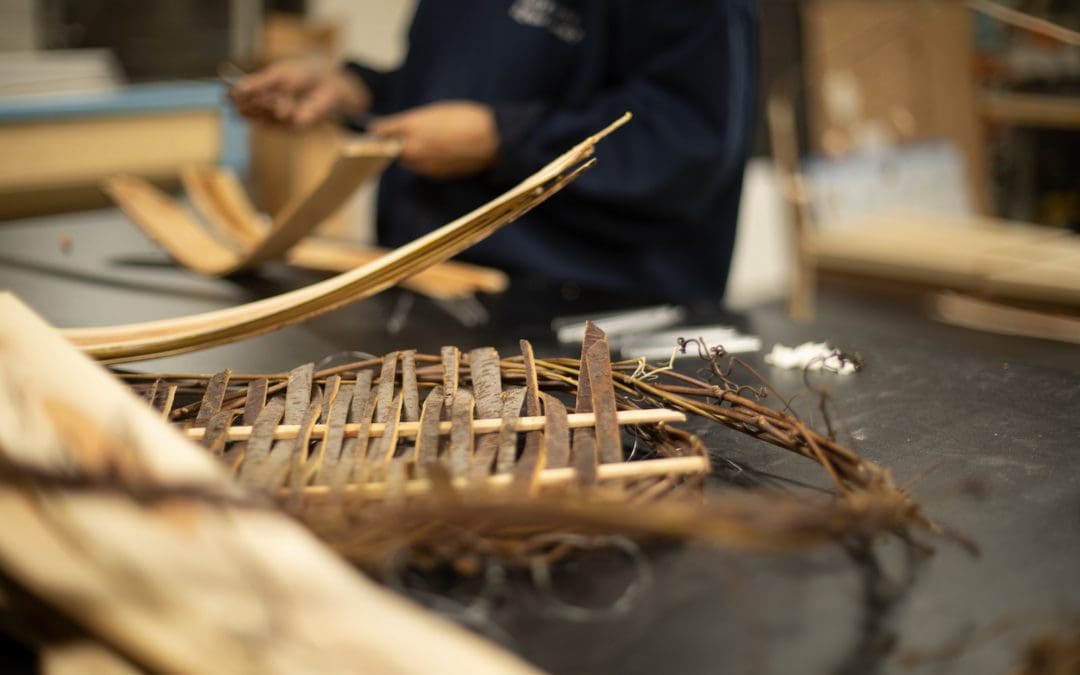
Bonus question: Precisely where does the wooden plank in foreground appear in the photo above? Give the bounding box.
[0,292,538,675]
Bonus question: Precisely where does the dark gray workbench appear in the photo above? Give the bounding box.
[1,208,1077,674]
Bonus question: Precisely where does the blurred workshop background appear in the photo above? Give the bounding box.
[0,0,1077,323]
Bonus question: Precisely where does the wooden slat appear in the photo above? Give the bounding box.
[313,382,354,485]
[365,394,403,481]
[374,352,399,424]
[192,369,230,428]
[571,323,602,485]
[494,388,527,475]
[448,389,476,479]
[513,341,546,493]
[468,347,501,477]
[235,397,285,489]
[242,377,268,425]
[330,371,376,494]
[586,339,622,464]
[201,409,235,457]
[416,386,445,470]
[541,393,570,469]
[401,350,420,423]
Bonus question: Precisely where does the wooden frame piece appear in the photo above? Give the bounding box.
[183,161,509,297]
[68,115,631,363]
[104,136,401,276]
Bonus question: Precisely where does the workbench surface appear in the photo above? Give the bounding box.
[1,208,1077,674]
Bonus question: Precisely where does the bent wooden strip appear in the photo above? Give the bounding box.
[0,293,539,675]
[183,165,509,299]
[71,115,629,363]
[106,138,399,276]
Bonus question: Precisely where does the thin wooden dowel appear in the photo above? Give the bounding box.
[186,408,685,443]
[297,455,710,500]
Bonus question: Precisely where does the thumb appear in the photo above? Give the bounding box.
[368,112,411,138]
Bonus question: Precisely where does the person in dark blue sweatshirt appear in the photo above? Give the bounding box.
[232,1,758,303]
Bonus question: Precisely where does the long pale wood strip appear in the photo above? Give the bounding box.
[187,408,686,442]
[158,384,177,420]
[67,115,629,363]
[300,456,711,500]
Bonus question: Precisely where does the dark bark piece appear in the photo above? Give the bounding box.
[467,347,502,478]
[541,393,570,469]
[586,339,622,465]
[366,393,404,481]
[193,369,231,428]
[375,352,399,424]
[416,385,445,470]
[242,377,268,426]
[448,389,475,479]
[494,388,527,475]
[401,350,420,422]
[513,341,545,492]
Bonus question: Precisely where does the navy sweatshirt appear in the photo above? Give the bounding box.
[347,0,758,302]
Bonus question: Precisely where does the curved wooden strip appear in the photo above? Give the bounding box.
[183,164,510,299]
[69,116,628,363]
[180,164,265,246]
[107,138,399,277]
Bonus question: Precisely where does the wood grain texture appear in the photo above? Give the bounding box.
[0,293,539,675]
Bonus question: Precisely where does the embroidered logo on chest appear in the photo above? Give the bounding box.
[509,0,585,45]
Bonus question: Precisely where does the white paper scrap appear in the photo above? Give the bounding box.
[764,342,859,374]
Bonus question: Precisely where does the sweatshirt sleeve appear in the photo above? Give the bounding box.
[343,61,398,116]
[489,0,758,245]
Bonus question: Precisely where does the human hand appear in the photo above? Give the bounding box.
[229,60,371,128]
[368,101,500,180]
